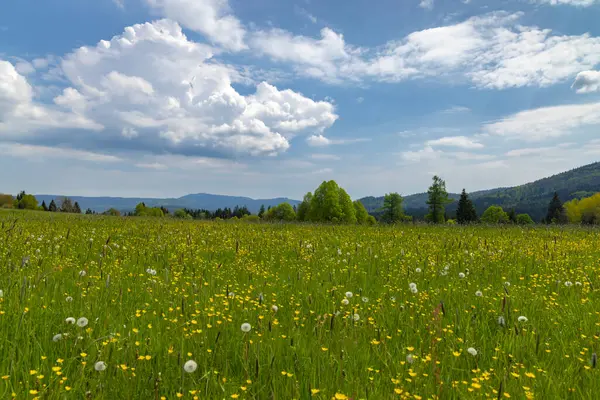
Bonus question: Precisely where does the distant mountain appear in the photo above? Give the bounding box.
[35,193,300,214]
[360,162,600,222]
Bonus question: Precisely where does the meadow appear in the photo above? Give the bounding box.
[1,211,600,399]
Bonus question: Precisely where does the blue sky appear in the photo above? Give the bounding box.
[1,0,600,200]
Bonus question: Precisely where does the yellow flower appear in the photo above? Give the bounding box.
[321,347,328,351]
[66,386,71,391]
[453,351,461,357]
[311,389,321,395]
[525,372,536,379]
[1,376,8,380]
[176,393,183,398]
[503,393,511,398]
[80,352,87,358]
[29,390,39,395]
[231,395,240,399]
[394,388,403,394]
[335,393,348,400]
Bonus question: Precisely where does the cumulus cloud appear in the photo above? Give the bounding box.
[0,142,121,163]
[306,134,370,147]
[145,0,246,51]
[419,0,434,10]
[426,136,484,149]
[0,20,337,158]
[483,101,600,140]
[533,0,598,6]
[572,70,600,93]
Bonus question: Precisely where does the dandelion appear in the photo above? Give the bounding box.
[228,292,235,298]
[564,281,573,287]
[146,268,157,276]
[271,305,278,312]
[498,316,506,327]
[65,296,73,302]
[362,297,369,303]
[94,361,107,371]
[475,290,483,297]
[409,282,417,290]
[410,287,418,294]
[52,334,63,342]
[241,323,251,333]
[406,354,414,364]
[518,316,528,323]
[0,289,3,297]
[345,291,353,298]
[415,268,422,273]
[504,281,510,287]
[575,281,582,286]
[77,317,89,328]
[458,272,466,279]
[390,296,396,302]
[65,317,76,324]
[341,298,350,306]
[183,360,197,373]
[353,314,360,322]
[79,270,87,277]
[467,347,478,356]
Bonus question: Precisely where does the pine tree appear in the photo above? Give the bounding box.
[546,192,566,223]
[85,208,93,215]
[74,202,82,214]
[41,200,48,211]
[258,204,266,218]
[48,199,57,212]
[456,189,477,224]
[426,176,453,224]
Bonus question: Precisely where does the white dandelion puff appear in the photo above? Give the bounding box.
[341,298,350,306]
[65,296,73,302]
[77,317,89,327]
[409,282,417,290]
[565,281,573,287]
[504,282,510,287]
[353,314,360,322]
[271,305,278,312]
[52,333,63,342]
[475,290,483,297]
[415,268,422,273]
[362,297,369,303]
[0,289,3,298]
[576,281,582,286]
[241,323,252,333]
[94,361,107,371]
[498,316,506,326]
[467,347,478,356]
[146,268,157,276]
[65,317,76,324]
[345,291,353,298]
[410,287,418,294]
[79,270,87,277]
[406,354,414,364]
[458,272,466,279]
[518,316,528,323]
[183,360,197,373]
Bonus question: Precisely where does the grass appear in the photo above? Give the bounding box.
[1,210,600,399]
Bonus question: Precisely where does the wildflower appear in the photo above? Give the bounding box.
[409,282,417,290]
[353,314,360,322]
[458,272,466,279]
[335,394,348,400]
[564,281,573,287]
[415,268,422,273]
[77,317,89,327]
[362,297,369,303]
[390,296,396,302]
[467,347,478,356]
[576,281,582,286]
[241,323,252,333]
[504,281,511,287]
[475,290,483,297]
[65,296,73,302]
[311,389,321,395]
[94,361,107,371]
[271,305,278,312]
[79,270,87,277]
[52,334,63,342]
[0,289,3,297]
[406,354,414,364]
[65,317,76,324]
[518,316,528,323]
[341,298,350,306]
[183,360,198,373]
[345,291,353,298]
[498,316,506,326]
[228,292,235,298]
[146,268,157,276]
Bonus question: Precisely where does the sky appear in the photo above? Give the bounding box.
[1,0,600,200]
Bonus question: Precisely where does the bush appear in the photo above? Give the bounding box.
[516,213,534,225]
[481,205,509,224]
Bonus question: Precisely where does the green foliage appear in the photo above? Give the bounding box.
[546,192,567,224]
[264,202,296,221]
[564,193,600,224]
[0,193,14,209]
[481,205,509,224]
[14,192,39,210]
[103,208,121,217]
[338,188,356,224]
[380,192,405,223]
[426,176,452,224]
[309,181,344,222]
[258,205,266,218]
[366,215,377,225]
[296,193,313,222]
[48,200,57,212]
[353,200,369,224]
[173,209,192,219]
[516,213,534,225]
[134,202,164,217]
[242,215,261,223]
[456,189,477,224]
[446,219,457,225]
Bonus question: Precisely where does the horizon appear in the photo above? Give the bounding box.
[2,1,600,199]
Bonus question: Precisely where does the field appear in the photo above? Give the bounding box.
[1,211,600,399]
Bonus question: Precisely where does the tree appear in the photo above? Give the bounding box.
[264,202,296,221]
[309,181,343,222]
[174,209,192,219]
[353,200,369,224]
[74,202,82,214]
[481,205,509,224]
[41,200,48,211]
[366,215,377,225]
[296,193,312,222]
[0,194,14,209]
[59,197,74,213]
[338,188,356,224]
[546,192,566,223]
[15,192,39,210]
[85,208,94,215]
[507,208,517,224]
[426,176,452,224]
[258,204,266,218]
[380,193,404,223]
[564,193,600,224]
[516,213,534,225]
[456,189,477,224]
[103,208,121,216]
[48,199,57,212]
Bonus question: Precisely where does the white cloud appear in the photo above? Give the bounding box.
[533,0,598,6]
[145,0,246,51]
[401,145,442,162]
[0,142,121,163]
[306,134,370,147]
[426,136,483,149]
[572,70,600,93]
[483,101,600,140]
[0,20,338,158]
[419,0,434,10]
[311,153,341,160]
[113,0,125,9]
[441,106,470,113]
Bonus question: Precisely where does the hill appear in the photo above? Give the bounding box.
[359,162,600,221]
[34,193,300,214]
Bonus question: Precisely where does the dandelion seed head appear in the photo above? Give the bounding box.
[475,290,483,297]
[345,291,353,298]
[353,314,360,321]
[341,298,349,306]
[241,323,251,333]
[65,317,76,324]
[77,317,89,328]
[183,360,197,373]
[52,334,63,342]
[458,272,466,279]
[94,361,107,371]
[518,316,528,323]
[467,347,478,356]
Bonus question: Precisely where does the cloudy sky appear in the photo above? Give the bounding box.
[1,0,600,199]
